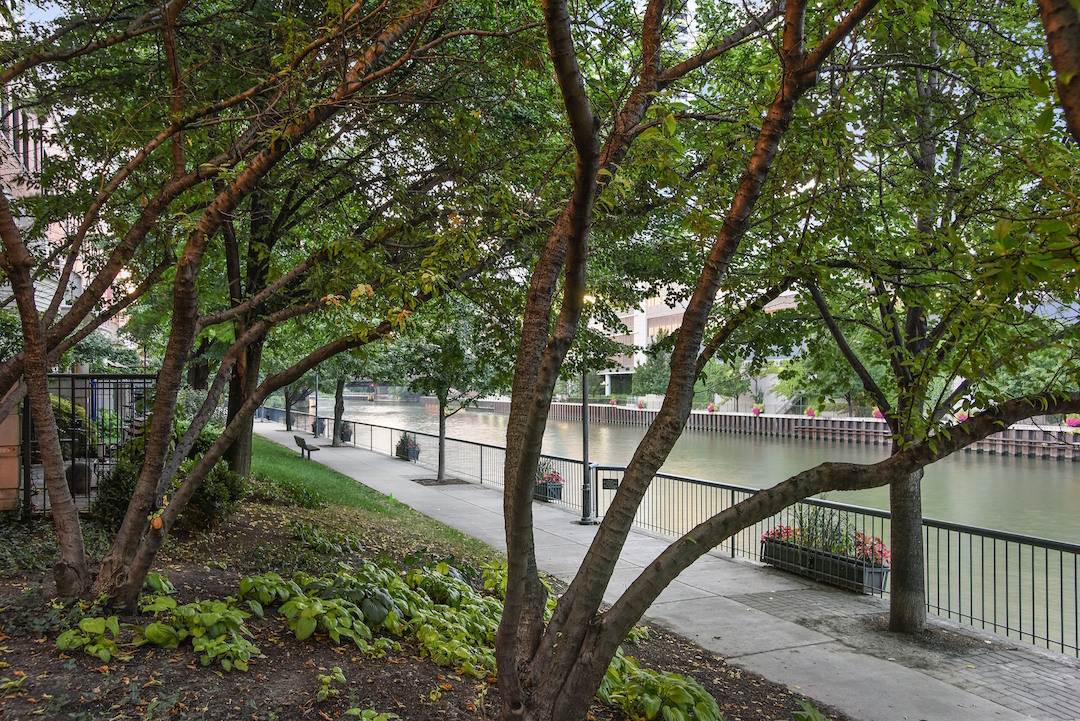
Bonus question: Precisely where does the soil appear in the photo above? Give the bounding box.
[0,502,855,721]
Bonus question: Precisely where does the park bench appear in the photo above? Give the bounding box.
[293,435,320,460]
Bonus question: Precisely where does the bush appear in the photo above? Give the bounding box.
[89,457,140,530]
[178,459,247,531]
[91,455,247,533]
[51,395,100,459]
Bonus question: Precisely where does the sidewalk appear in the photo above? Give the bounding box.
[256,423,1080,721]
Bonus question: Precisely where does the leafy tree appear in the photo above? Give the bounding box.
[0,0,546,603]
[395,299,502,479]
[1037,0,1080,143]
[701,357,751,409]
[631,336,671,396]
[494,0,1080,718]
[63,330,142,373]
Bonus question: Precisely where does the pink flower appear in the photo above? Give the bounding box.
[762,525,797,542]
[872,408,884,419]
[956,412,968,423]
[805,408,816,418]
[752,404,763,416]
[707,405,716,413]
[1066,416,1080,428]
[637,401,645,409]
[609,399,616,405]
[854,532,891,566]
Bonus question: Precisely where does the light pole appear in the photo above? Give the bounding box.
[313,368,319,437]
[576,368,596,524]
[577,294,598,525]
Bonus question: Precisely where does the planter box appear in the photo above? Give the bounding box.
[396,447,419,462]
[534,483,562,502]
[761,538,889,594]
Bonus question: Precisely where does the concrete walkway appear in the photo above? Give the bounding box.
[256,423,1080,721]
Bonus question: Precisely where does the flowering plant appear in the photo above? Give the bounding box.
[761,509,890,567]
[395,434,420,458]
[853,533,891,565]
[805,407,816,418]
[751,404,763,416]
[955,412,969,423]
[871,408,884,419]
[609,398,616,405]
[761,525,797,541]
[706,404,716,413]
[534,460,564,487]
[637,401,645,409]
[1066,415,1080,428]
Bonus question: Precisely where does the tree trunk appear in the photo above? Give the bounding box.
[223,339,264,476]
[0,195,91,594]
[333,378,345,447]
[889,468,926,632]
[1037,0,1080,144]
[285,391,294,431]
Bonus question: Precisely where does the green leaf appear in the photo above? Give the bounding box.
[81,617,106,636]
[1028,75,1051,98]
[143,622,181,648]
[295,616,318,641]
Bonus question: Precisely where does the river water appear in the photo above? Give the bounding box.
[337,400,1080,544]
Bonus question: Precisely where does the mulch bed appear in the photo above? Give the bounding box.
[0,503,853,721]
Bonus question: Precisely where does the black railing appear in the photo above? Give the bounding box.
[20,374,156,513]
[269,408,1080,657]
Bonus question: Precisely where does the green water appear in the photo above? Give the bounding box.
[339,401,1080,544]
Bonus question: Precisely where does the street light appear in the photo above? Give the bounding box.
[313,368,319,437]
[577,295,598,525]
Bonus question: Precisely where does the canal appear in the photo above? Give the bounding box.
[338,400,1080,544]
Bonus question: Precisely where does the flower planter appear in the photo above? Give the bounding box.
[534,482,563,502]
[396,447,419,461]
[761,538,889,594]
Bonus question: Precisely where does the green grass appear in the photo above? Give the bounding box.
[249,435,500,568]
[251,435,406,512]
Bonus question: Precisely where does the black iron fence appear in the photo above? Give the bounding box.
[20,373,156,513]
[269,407,1080,657]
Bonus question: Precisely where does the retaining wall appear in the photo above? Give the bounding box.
[483,400,1079,460]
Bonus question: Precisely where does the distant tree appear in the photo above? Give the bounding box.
[702,357,751,410]
[631,336,671,396]
[397,301,501,479]
[777,333,887,416]
[64,330,142,373]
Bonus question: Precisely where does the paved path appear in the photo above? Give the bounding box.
[256,423,1080,721]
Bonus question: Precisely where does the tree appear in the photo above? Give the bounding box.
[1037,0,1080,143]
[631,336,671,396]
[0,0,545,602]
[777,333,885,416]
[701,357,751,410]
[781,0,1080,633]
[395,299,502,479]
[492,0,1080,718]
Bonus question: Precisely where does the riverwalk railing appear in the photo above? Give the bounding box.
[263,407,1080,658]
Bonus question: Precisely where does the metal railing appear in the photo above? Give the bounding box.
[269,408,1080,657]
[20,374,156,513]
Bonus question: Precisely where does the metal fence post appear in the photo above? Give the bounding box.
[577,462,597,525]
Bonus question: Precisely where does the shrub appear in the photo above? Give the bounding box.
[89,457,140,530]
[178,459,247,531]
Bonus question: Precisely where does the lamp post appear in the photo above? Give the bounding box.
[576,369,596,524]
[313,368,319,437]
[577,294,598,526]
